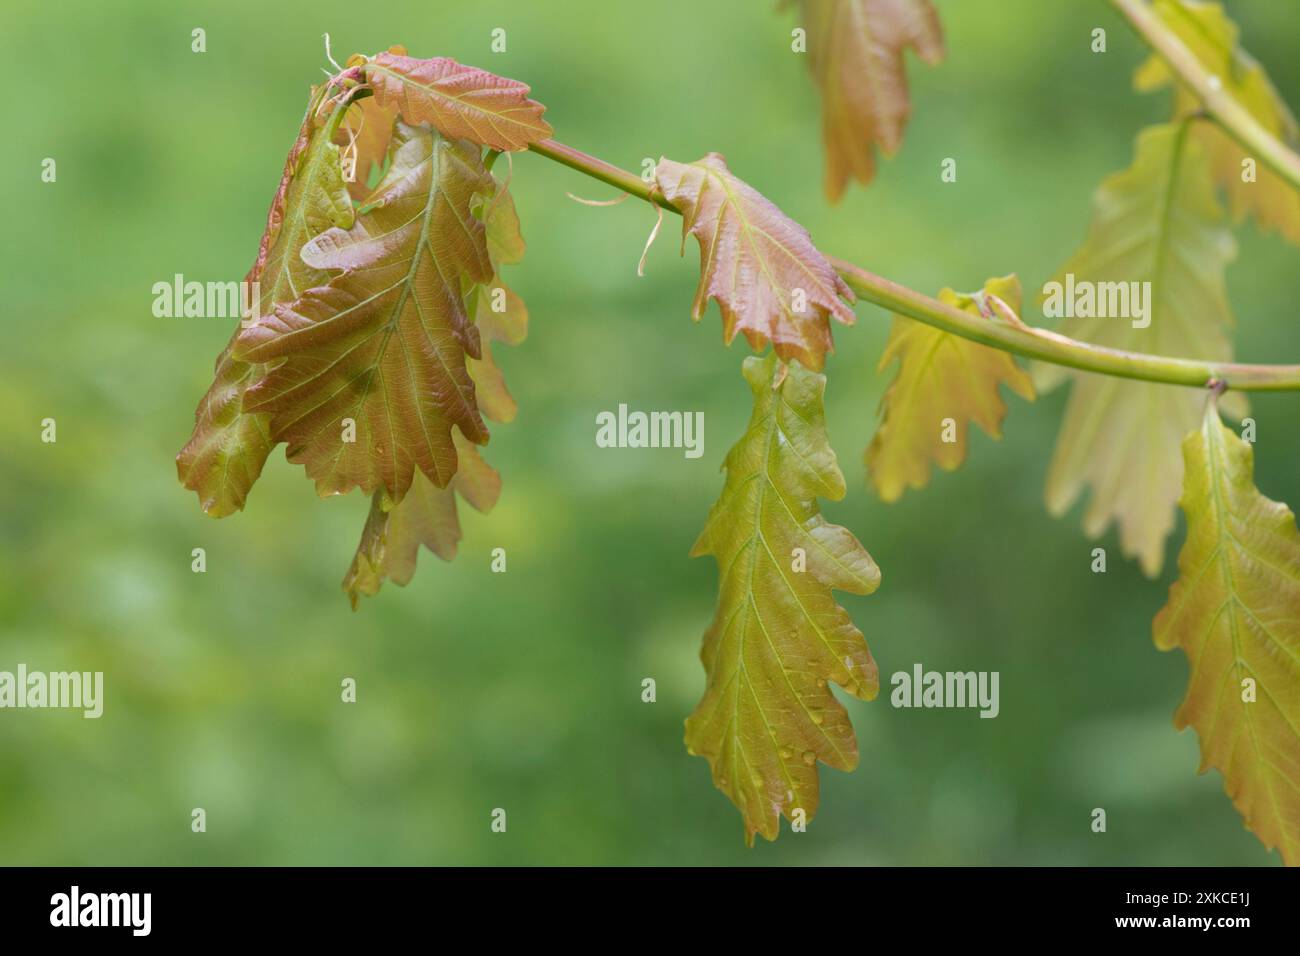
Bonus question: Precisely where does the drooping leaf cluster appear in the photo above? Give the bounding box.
[179,47,548,605]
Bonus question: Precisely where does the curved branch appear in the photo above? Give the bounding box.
[527,139,1300,392]
[1109,0,1300,193]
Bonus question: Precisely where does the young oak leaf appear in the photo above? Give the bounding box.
[1154,398,1300,865]
[688,352,881,844]
[177,87,354,516]
[655,153,855,372]
[867,274,1034,502]
[344,170,528,605]
[789,0,944,202]
[343,429,502,609]
[469,175,529,424]
[362,51,552,152]
[1135,0,1300,244]
[1038,122,1244,578]
[470,284,527,424]
[233,123,493,502]
[482,175,527,268]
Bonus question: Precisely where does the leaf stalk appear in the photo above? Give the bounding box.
[1109,0,1300,194]
[526,139,1300,392]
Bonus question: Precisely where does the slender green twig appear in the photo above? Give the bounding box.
[1109,0,1300,192]
[526,139,1300,392]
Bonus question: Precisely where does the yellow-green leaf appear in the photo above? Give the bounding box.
[688,353,881,844]
[1039,121,1243,577]
[867,274,1034,502]
[655,153,856,372]
[1135,0,1300,244]
[791,0,944,201]
[469,176,529,424]
[469,283,527,425]
[481,176,527,268]
[177,88,354,516]
[1154,397,1300,865]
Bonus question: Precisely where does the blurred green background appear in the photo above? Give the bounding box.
[3,0,1297,865]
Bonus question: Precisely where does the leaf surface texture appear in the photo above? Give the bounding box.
[1155,399,1300,864]
[178,90,354,515]
[343,170,527,604]
[365,52,552,151]
[655,153,855,371]
[689,353,880,843]
[234,123,494,502]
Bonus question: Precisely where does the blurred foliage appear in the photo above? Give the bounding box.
[2,0,1296,865]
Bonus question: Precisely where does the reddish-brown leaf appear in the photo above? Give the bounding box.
[233,123,493,501]
[793,0,944,201]
[655,152,855,371]
[343,169,527,606]
[364,52,553,151]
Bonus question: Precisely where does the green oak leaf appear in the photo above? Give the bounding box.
[1155,397,1300,865]
[688,352,881,844]
[468,175,529,425]
[177,87,354,516]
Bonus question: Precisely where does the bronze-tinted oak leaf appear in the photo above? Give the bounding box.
[868,274,1034,502]
[1155,398,1300,864]
[363,52,552,152]
[792,0,944,201]
[234,123,493,501]
[343,169,529,605]
[655,153,855,371]
[177,88,354,516]
[344,429,501,608]
[689,353,881,844]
